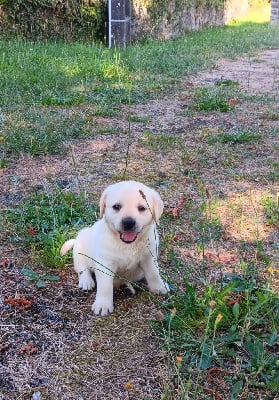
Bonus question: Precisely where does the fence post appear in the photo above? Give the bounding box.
[108,0,131,47]
[270,0,279,24]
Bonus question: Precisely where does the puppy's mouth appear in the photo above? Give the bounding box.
[120,231,138,244]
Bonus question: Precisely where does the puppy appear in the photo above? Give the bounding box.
[60,180,169,316]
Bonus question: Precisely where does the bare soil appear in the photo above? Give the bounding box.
[0,49,278,400]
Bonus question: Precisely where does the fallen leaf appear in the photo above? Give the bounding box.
[4,297,34,311]
[227,298,241,306]
[203,250,237,264]
[27,225,38,236]
[0,258,14,268]
[228,98,239,107]
[19,342,38,355]
[170,197,187,217]
[124,381,134,391]
[156,310,165,321]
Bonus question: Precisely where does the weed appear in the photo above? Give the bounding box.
[20,268,60,288]
[128,115,150,123]
[0,157,9,168]
[219,129,260,144]
[268,161,279,183]
[3,187,97,267]
[194,87,232,112]
[41,94,85,106]
[207,128,260,145]
[214,79,239,87]
[93,104,119,117]
[260,193,279,226]
[0,111,90,155]
[155,272,279,398]
[139,131,182,152]
[261,109,279,121]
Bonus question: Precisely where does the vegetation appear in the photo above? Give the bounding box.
[0,7,278,400]
[0,19,278,156]
[2,187,97,267]
[0,0,107,41]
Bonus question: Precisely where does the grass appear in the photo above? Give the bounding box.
[2,186,97,267]
[0,21,278,155]
[156,274,278,398]
[206,128,260,145]
[157,186,279,399]
[260,193,279,226]
[0,8,279,400]
[193,86,236,112]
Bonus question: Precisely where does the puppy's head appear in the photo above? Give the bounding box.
[99,181,163,244]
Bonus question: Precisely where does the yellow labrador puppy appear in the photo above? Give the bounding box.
[60,180,169,316]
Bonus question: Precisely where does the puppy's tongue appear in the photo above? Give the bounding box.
[120,231,138,243]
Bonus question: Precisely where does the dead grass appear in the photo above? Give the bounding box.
[1,49,278,399]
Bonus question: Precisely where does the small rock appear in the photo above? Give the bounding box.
[31,392,41,400]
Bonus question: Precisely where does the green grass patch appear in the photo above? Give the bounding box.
[41,94,85,106]
[139,131,182,152]
[219,129,260,144]
[156,270,279,397]
[207,128,260,145]
[0,109,91,155]
[193,86,239,112]
[2,187,97,267]
[260,193,279,226]
[0,20,278,155]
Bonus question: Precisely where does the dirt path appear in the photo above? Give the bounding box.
[1,49,278,400]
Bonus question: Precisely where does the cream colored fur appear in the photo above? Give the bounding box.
[60,180,169,316]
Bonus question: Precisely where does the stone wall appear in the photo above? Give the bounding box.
[270,0,279,23]
[132,0,250,41]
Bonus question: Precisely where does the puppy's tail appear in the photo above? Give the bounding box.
[60,239,75,256]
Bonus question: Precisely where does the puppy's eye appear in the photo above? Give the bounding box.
[112,204,121,211]
[138,205,146,212]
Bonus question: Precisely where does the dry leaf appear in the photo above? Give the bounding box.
[203,250,237,264]
[124,381,134,391]
[19,342,38,355]
[170,197,186,217]
[4,297,34,311]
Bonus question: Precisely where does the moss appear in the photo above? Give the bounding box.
[142,0,225,23]
[0,0,107,41]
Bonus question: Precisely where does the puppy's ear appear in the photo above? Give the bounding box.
[152,190,164,224]
[99,189,107,218]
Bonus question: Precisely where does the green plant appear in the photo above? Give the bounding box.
[218,128,260,144]
[3,187,97,267]
[20,268,60,288]
[1,111,90,155]
[207,128,260,145]
[139,131,182,152]
[41,94,85,107]
[128,114,150,123]
[0,157,8,168]
[260,193,279,226]
[214,79,239,87]
[194,87,232,112]
[156,272,279,398]
[0,0,107,41]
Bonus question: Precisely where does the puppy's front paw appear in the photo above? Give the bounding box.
[92,299,114,317]
[78,269,95,291]
[149,280,170,295]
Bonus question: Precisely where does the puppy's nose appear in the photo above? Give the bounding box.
[122,217,136,231]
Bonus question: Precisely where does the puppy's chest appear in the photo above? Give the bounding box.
[113,244,146,271]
